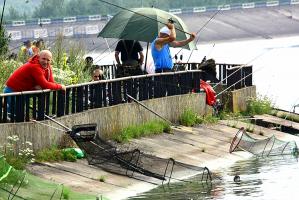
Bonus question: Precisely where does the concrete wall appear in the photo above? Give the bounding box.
[0,93,206,151]
[230,86,256,113]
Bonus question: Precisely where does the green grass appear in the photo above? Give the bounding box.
[179,109,219,127]
[36,147,78,162]
[179,109,201,126]
[113,120,171,143]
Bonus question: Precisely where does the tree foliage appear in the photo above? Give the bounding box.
[3,0,262,21]
[0,25,10,59]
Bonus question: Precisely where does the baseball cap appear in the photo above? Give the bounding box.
[159,26,170,35]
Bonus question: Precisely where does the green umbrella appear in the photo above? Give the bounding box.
[98,7,196,50]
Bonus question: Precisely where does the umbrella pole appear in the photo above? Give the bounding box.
[144,42,149,74]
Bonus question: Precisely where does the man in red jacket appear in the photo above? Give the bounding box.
[4,50,66,92]
[3,50,66,113]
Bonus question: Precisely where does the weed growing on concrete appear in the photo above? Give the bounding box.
[259,131,264,136]
[36,147,78,162]
[113,120,171,143]
[201,148,206,153]
[179,109,219,127]
[203,115,219,124]
[180,108,200,126]
[98,175,106,182]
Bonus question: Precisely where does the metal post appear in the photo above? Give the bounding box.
[0,0,7,33]
[144,42,149,74]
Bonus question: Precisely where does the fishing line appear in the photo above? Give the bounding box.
[213,48,273,90]
[216,60,269,97]
[173,7,222,59]
[206,43,216,59]
[92,39,119,64]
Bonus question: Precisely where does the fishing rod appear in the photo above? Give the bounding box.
[212,48,273,90]
[97,0,192,36]
[127,94,173,125]
[173,7,222,60]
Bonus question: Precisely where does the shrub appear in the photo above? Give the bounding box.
[0,59,22,91]
[245,95,273,116]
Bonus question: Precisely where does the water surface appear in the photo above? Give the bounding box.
[128,156,299,200]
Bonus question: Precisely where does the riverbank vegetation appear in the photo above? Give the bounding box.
[0,135,102,199]
[180,95,274,127]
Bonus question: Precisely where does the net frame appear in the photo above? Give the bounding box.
[70,124,213,184]
[229,127,298,157]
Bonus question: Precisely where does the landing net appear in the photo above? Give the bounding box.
[229,127,298,156]
[70,124,212,184]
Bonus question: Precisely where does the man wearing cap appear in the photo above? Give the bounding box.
[20,40,34,58]
[151,22,195,73]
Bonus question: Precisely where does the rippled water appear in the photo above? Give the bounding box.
[128,156,299,200]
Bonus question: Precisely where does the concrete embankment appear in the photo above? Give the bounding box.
[27,116,299,200]
[27,124,252,200]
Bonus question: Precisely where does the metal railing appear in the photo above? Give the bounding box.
[0,64,252,123]
[0,71,201,123]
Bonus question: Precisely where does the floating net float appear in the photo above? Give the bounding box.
[229,127,298,157]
